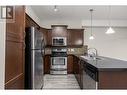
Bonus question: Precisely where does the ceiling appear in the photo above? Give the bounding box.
[31,6,127,21]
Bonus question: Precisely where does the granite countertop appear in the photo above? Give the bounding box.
[75,55,127,71]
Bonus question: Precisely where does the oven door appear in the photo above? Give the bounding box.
[51,57,67,70]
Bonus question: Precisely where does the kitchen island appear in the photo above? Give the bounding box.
[74,55,127,89]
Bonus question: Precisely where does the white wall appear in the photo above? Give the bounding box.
[84,27,127,61]
[82,20,127,27]
[0,19,6,89]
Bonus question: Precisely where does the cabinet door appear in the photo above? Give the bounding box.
[52,26,67,37]
[47,29,52,46]
[44,55,51,74]
[73,56,80,82]
[80,60,84,89]
[73,56,76,75]
[67,29,84,46]
[67,55,73,74]
[40,28,48,46]
[5,6,25,89]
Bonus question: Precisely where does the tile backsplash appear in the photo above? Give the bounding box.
[67,45,88,55]
[45,48,51,54]
[45,45,88,55]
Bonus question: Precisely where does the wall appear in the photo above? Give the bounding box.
[82,20,127,27]
[0,19,6,89]
[84,27,127,61]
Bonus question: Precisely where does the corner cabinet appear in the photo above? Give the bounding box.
[67,29,84,47]
[73,55,83,89]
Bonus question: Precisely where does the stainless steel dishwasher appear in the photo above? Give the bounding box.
[82,62,98,89]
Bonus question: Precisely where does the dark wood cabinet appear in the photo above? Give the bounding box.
[67,55,73,74]
[98,71,127,89]
[51,25,68,37]
[44,55,51,74]
[41,26,84,47]
[25,14,40,29]
[5,6,25,89]
[73,55,83,89]
[67,29,84,46]
[46,29,52,46]
[80,60,84,89]
[73,56,80,86]
[40,28,48,46]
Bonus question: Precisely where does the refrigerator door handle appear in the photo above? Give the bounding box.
[41,39,45,57]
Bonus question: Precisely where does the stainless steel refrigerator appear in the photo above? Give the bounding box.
[25,27,45,89]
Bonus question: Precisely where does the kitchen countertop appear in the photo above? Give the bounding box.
[74,55,127,71]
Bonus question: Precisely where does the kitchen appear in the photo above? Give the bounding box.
[1,5,127,90]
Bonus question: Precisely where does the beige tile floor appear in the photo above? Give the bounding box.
[43,74,80,89]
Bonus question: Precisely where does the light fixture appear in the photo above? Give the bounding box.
[54,5,58,12]
[106,27,115,34]
[89,9,94,40]
[106,6,115,34]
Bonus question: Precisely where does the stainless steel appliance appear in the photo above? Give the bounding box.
[52,37,67,46]
[82,62,98,89]
[25,27,45,89]
[50,48,67,74]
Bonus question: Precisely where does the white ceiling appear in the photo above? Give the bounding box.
[31,5,127,21]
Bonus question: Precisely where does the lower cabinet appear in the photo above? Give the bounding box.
[67,55,73,74]
[44,55,51,74]
[73,55,83,89]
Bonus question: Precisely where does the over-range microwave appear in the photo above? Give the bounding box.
[52,37,67,46]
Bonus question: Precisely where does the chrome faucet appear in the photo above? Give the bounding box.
[87,48,98,59]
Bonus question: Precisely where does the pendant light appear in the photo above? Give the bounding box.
[89,9,94,40]
[54,5,58,12]
[106,6,115,34]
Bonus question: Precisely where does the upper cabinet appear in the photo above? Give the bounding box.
[67,29,84,47]
[50,25,84,47]
[40,28,48,46]
[46,29,52,46]
[51,25,68,37]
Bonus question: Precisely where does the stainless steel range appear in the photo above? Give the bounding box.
[50,48,67,74]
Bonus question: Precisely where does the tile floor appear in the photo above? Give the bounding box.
[43,74,80,89]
